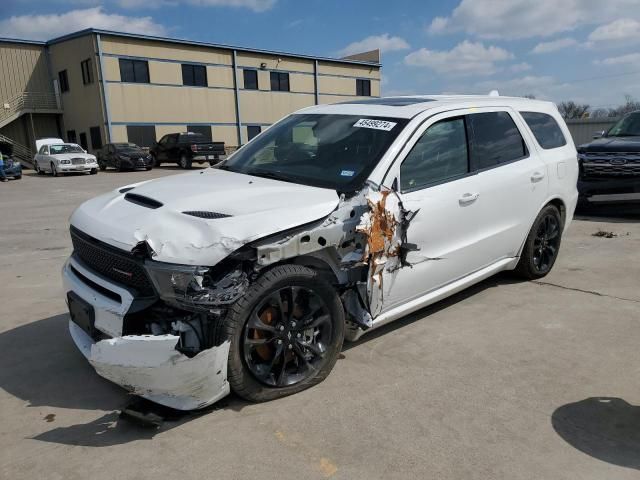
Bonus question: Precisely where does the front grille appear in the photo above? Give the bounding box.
[71,158,86,165]
[582,152,640,177]
[70,226,155,296]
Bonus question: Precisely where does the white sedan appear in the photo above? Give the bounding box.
[34,143,99,176]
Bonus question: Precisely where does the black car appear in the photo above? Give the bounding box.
[149,132,225,169]
[97,143,153,171]
[577,111,640,204]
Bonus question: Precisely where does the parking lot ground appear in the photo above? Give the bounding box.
[1,169,639,480]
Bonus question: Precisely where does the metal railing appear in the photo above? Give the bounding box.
[0,133,34,165]
[0,91,61,126]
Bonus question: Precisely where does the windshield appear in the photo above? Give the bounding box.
[219,114,407,190]
[114,143,141,152]
[49,144,84,154]
[607,112,640,137]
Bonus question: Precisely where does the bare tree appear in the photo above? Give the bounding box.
[557,101,590,119]
[608,95,640,118]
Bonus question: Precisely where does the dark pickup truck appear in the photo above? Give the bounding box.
[150,132,225,169]
[577,111,640,204]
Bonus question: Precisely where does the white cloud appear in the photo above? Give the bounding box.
[118,0,276,10]
[0,7,167,40]
[509,62,532,73]
[531,38,578,54]
[473,75,571,100]
[404,41,513,76]
[594,53,640,66]
[587,18,640,45]
[338,34,410,57]
[427,0,640,39]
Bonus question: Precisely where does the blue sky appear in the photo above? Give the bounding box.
[2,0,640,110]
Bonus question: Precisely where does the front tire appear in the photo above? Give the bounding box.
[179,153,192,169]
[515,204,563,279]
[90,169,98,175]
[221,265,344,403]
[51,162,59,177]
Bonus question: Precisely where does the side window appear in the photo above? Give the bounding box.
[520,111,567,149]
[400,117,469,192]
[243,69,258,90]
[468,111,528,170]
[270,72,290,92]
[119,59,150,83]
[38,146,47,155]
[58,70,69,93]
[247,125,261,141]
[356,79,371,97]
[158,135,168,145]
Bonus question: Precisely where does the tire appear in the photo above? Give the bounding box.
[116,160,123,172]
[179,153,192,169]
[515,204,563,279]
[35,162,43,175]
[90,169,98,175]
[51,163,59,177]
[98,161,107,171]
[14,175,21,180]
[221,264,345,403]
[145,166,153,171]
[150,154,159,167]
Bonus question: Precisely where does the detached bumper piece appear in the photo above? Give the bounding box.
[63,256,231,411]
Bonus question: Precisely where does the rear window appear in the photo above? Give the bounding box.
[520,112,567,149]
[468,111,528,169]
[179,133,209,144]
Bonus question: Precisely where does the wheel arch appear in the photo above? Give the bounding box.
[515,196,567,259]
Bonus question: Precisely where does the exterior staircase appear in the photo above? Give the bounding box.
[0,91,62,130]
[0,133,35,167]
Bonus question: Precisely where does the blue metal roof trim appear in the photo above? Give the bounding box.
[0,37,47,46]
[44,28,381,67]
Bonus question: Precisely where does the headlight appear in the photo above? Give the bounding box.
[145,261,248,311]
[60,159,71,164]
[87,157,96,163]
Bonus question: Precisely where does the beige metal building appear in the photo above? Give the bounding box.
[0,29,381,159]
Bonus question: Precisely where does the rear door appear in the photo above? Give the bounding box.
[466,108,548,261]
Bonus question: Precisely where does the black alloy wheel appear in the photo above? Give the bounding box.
[243,286,332,387]
[532,213,560,272]
[515,204,563,279]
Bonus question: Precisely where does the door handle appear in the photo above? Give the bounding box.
[459,192,479,206]
[531,171,546,183]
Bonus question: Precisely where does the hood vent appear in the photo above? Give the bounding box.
[183,210,231,219]
[124,193,163,209]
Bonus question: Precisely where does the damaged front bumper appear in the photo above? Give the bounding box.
[62,257,231,410]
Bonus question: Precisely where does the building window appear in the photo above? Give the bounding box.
[270,71,290,92]
[247,125,261,141]
[89,126,102,150]
[182,64,207,87]
[67,130,77,143]
[356,79,371,97]
[81,58,93,85]
[79,132,88,150]
[187,125,212,141]
[126,125,157,148]
[58,70,69,93]
[119,58,150,83]
[243,69,258,90]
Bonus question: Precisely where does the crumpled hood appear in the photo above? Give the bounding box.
[579,136,640,152]
[70,168,340,266]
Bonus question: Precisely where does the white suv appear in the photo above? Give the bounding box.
[62,95,578,410]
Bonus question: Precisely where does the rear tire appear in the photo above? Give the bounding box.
[179,153,192,169]
[221,265,344,403]
[515,204,563,279]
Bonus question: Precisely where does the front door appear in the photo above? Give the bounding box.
[376,113,491,312]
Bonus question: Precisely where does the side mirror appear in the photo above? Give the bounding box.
[593,130,605,139]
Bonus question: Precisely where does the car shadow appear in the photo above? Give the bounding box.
[2,272,521,447]
[0,313,250,447]
[552,397,640,470]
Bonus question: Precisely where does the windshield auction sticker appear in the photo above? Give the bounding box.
[353,119,397,131]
